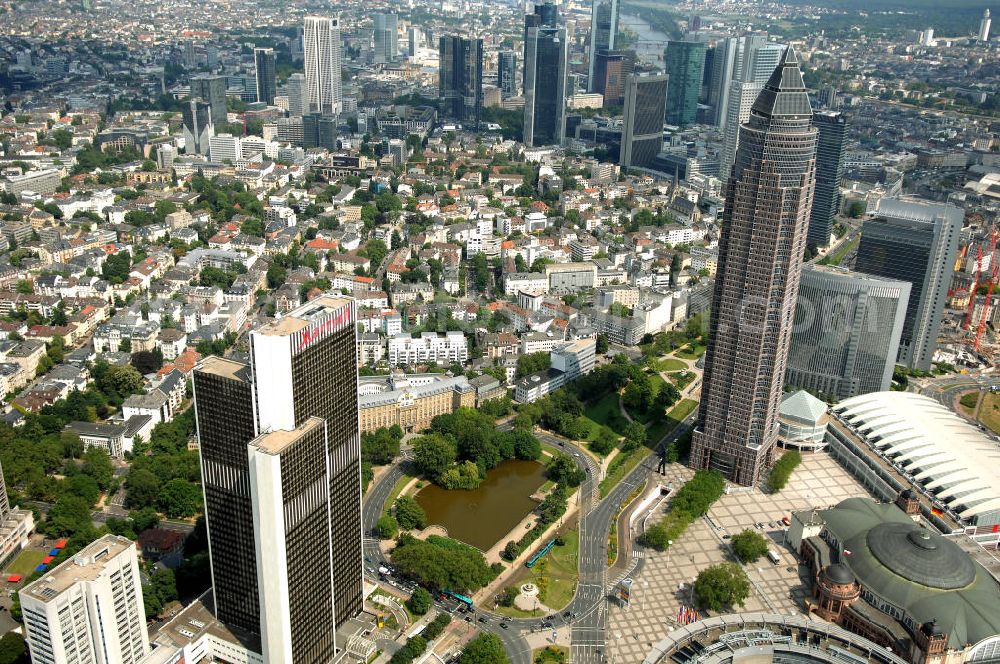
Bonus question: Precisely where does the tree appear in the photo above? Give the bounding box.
[694,562,751,611]
[767,450,802,493]
[622,375,655,414]
[412,434,457,480]
[638,524,671,551]
[510,429,541,460]
[622,421,647,451]
[390,534,496,592]
[130,350,163,375]
[0,632,28,664]
[376,514,398,539]
[394,496,428,530]
[159,478,202,518]
[45,494,93,537]
[546,453,585,487]
[406,586,432,615]
[459,633,509,664]
[596,334,609,354]
[125,468,161,509]
[81,447,114,490]
[99,364,145,399]
[361,425,403,465]
[516,352,551,379]
[731,529,769,563]
[590,427,618,455]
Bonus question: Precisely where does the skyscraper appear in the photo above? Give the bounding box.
[254,47,277,105]
[853,198,962,371]
[193,295,363,658]
[21,535,150,664]
[408,26,423,57]
[587,0,620,91]
[807,111,848,249]
[190,74,228,126]
[786,265,910,399]
[980,9,992,42]
[592,49,632,106]
[719,80,762,181]
[523,2,558,64]
[439,36,483,126]
[498,50,517,97]
[286,72,308,117]
[304,16,343,115]
[705,37,737,128]
[620,72,667,169]
[664,40,706,126]
[524,26,568,147]
[183,98,214,155]
[373,13,399,64]
[689,49,818,486]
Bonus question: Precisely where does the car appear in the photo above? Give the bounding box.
[464,616,472,622]
[722,534,731,540]
[500,622,509,629]
[478,617,489,624]
[563,612,572,619]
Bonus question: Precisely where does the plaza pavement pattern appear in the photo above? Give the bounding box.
[606,452,872,663]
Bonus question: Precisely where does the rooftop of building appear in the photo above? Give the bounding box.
[22,534,133,601]
[255,294,352,337]
[196,355,249,382]
[779,390,828,425]
[250,415,323,455]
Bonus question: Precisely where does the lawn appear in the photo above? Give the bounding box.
[820,236,859,267]
[671,371,695,391]
[599,448,646,498]
[533,645,569,663]
[977,392,1000,434]
[582,392,628,436]
[958,391,980,416]
[6,549,45,577]
[495,528,580,616]
[676,344,706,360]
[646,398,699,447]
[382,473,416,518]
[657,358,687,372]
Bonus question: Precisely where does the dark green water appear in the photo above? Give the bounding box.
[414,459,547,551]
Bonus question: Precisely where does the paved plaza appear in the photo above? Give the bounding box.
[607,451,872,663]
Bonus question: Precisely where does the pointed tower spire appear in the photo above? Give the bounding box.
[750,46,812,120]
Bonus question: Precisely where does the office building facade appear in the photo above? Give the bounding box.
[373,13,398,64]
[193,295,363,658]
[587,0,620,90]
[190,74,228,126]
[498,50,517,97]
[183,99,214,155]
[786,265,910,400]
[21,535,150,664]
[304,16,343,115]
[853,198,962,371]
[620,72,668,169]
[254,48,277,105]
[524,26,568,146]
[438,36,483,126]
[665,40,706,126]
[690,49,818,486]
[592,49,631,106]
[286,72,308,117]
[807,111,848,248]
[523,2,558,65]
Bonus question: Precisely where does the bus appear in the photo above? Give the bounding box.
[444,590,474,610]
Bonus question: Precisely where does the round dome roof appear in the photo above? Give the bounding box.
[866,522,975,590]
[824,563,856,585]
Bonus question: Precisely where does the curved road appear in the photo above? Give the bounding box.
[361,414,696,663]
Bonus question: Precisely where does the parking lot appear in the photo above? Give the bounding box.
[607,451,872,663]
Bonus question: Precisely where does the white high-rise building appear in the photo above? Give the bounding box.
[373,13,398,64]
[921,28,935,46]
[980,9,991,42]
[719,80,762,183]
[21,535,150,664]
[286,73,308,117]
[304,16,343,115]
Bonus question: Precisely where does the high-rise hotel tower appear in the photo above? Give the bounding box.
[193,295,362,663]
[689,49,818,486]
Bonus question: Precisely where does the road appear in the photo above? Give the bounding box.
[360,415,696,664]
[23,501,195,535]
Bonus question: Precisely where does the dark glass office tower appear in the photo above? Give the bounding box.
[193,358,259,636]
[689,49,817,486]
[807,111,847,248]
[523,2,558,64]
[524,26,567,146]
[182,99,214,155]
[665,40,706,126]
[620,72,667,168]
[854,198,962,371]
[438,36,483,126]
[254,48,276,105]
[587,0,620,91]
[193,295,362,660]
[190,74,228,126]
[498,50,517,97]
[592,49,632,106]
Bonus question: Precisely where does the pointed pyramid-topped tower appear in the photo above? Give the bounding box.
[689,51,819,486]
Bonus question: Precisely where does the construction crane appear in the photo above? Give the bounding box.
[975,228,1000,350]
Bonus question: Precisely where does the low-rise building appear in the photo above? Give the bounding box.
[358,374,475,433]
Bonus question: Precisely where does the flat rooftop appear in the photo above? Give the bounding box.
[23,535,133,601]
[250,416,323,455]
[196,355,249,381]
[255,294,352,337]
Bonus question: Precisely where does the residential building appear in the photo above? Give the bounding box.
[620,73,668,169]
[387,331,468,366]
[192,295,362,657]
[853,198,962,371]
[664,40,706,126]
[690,49,818,486]
[439,36,483,126]
[807,111,848,248]
[786,265,909,400]
[514,337,596,402]
[524,26,568,147]
[21,535,149,664]
[304,16,343,114]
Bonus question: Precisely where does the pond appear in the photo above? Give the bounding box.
[414,459,547,552]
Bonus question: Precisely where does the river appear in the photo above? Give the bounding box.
[619,12,670,67]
